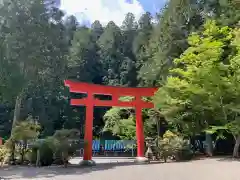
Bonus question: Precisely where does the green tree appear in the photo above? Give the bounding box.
[98,21,125,86]
[9,116,40,163]
[133,12,153,84]
[206,28,240,157]
[64,15,78,45]
[138,0,240,87]
[154,20,240,157]
[138,0,205,86]
[0,0,68,161]
[91,20,104,42]
[120,13,138,86]
[0,0,67,126]
[68,27,101,83]
[202,0,240,27]
[103,97,156,139]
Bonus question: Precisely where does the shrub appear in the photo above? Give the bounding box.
[157,131,193,162]
[0,145,9,166]
[52,129,80,167]
[10,118,41,164]
[176,147,193,161]
[39,142,54,166]
[29,129,81,167]
[30,140,54,166]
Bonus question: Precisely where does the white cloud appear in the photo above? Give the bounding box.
[60,0,145,26]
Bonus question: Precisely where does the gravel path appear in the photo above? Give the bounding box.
[0,158,239,180]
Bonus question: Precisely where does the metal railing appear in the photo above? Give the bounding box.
[77,140,136,157]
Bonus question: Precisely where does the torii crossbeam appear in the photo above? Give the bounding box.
[64,80,157,163]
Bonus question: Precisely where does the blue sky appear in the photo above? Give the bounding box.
[60,0,166,26]
[138,0,165,14]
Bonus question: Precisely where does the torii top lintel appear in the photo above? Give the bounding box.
[64,80,157,96]
[64,80,158,108]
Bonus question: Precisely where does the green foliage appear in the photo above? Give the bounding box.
[11,118,41,142]
[97,21,126,86]
[30,139,54,166]
[104,109,136,140]
[204,0,240,27]
[6,117,41,164]
[0,0,239,156]
[154,20,240,156]
[153,20,234,135]
[68,27,101,82]
[157,131,192,162]
[103,96,156,139]
[52,129,79,166]
[138,0,205,86]
[0,145,9,166]
[28,129,80,167]
[103,106,136,140]
[133,12,152,68]
[138,0,240,86]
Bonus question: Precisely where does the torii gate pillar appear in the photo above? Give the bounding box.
[64,80,157,165]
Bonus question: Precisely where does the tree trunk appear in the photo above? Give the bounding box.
[36,149,40,167]
[233,135,240,158]
[205,133,213,156]
[163,155,167,163]
[62,151,68,168]
[20,149,24,164]
[191,137,196,155]
[21,140,27,164]
[12,94,23,128]
[10,93,24,164]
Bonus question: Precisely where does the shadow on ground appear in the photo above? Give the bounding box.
[0,161,162,179]
[3,157,238,179]
[216,156,240,162]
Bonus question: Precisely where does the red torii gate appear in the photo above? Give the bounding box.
[64,80,157,163]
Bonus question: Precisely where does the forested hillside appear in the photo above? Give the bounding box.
[0,0,239,145]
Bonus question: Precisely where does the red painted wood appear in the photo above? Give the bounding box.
[135,97,145,157]
[64,80,158,161]
[83,92,94,161]
[65,80,157,96]
[70,98,154,108]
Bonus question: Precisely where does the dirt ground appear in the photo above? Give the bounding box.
[0,157,239,180]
